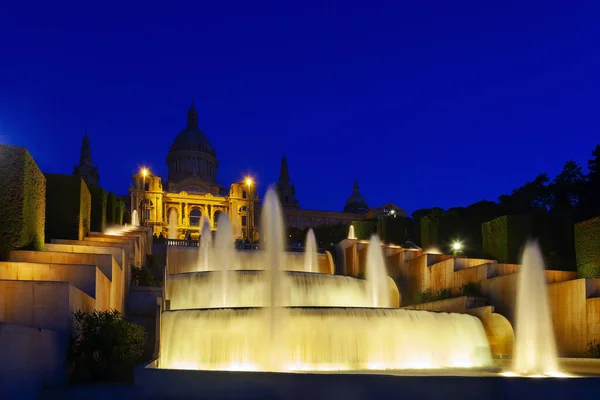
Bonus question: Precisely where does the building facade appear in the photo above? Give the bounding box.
[129,102,259,240]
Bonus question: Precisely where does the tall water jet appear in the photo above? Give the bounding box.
[261,186,286,370]
[348,224,356,240]
[365,235,390,308]
[214,213,234,307]
[168,209,178,239]
[132,209,139,227]
[304,229,318,273]
[198,215,212,271]
[513,240,559,376]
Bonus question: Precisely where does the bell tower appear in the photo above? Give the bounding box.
[73,130,100,187]
[276,155,300,209]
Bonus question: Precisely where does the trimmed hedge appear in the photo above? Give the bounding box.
[420,213,441,249]
[482,215,531,263]
[575,217,600,278]
[352,219,377,240]
[116,200,125,225]
[379,216,414,245]
[106,192,117,225]
[0,145,46,260]
[45,174,91,241]
[90,185,107,232]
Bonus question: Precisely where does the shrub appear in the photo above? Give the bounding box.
[106,191,117,225]
[588,340,600,358]
[459,282,480,296]
[352,220,378,240]
[0,145,46,260]
[417,289,433,304]
[68,309,146,383]
[481,215,531,263]
[44,174,91,241]
[437,288,452,300]
[575,217,600,278]
[117,200,127,225]
[89,185,107,232]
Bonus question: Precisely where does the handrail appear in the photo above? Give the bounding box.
[161,239,326,253]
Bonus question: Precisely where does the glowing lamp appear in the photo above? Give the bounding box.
[452,241,463,251]
[245,177,253,187]
[142,168,148,177]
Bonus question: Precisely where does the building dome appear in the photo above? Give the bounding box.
[169,101,216,157]
[344,180,369,214]
[166,100,219,185]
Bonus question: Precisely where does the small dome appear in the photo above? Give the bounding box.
[169,101,216,157]
[344,180,369,213]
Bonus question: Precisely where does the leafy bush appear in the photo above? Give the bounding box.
[0,145,45,260]
[417,289,433,304]
[437,288,452,300]
[106,191,117,225]
[588,340,600,358]
[45,174,91,241]
[459,282,480,296]
[116,200,126,225]
[575,217,600,278]
[131,255,164,286]
[68,309,146,382]
[352,220,378,240]
[89,185,107,232]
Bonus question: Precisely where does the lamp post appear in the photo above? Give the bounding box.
[452,240,463,257]
[141,168,148,226]
[245,177,253,242]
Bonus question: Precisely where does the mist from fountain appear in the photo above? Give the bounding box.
[365,235,391,308]
[197,215,212,271]
[214,213,234,307]
[261,187,286,371]
[512,240,560,376]
[168,209,178,239]
[304,229,318,273]
[132,209,139,227]
[348,225,356,240]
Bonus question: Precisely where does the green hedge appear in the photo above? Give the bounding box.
[379,216,414,245]
[482,215,531,263]
[0,145,46,260]
[420,212,442,249]
[352,219,377,239]
[45,174,91,241]
[116,200,125,225]
[575,217,600,278]
[89,186,107,232]
[106,192,117,225]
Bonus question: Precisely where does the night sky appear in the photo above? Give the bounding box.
[1,1,599,214]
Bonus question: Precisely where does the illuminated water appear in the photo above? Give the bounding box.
[214,213,233,308]
[159,187,494,372]
[168,209,178,239]
[365,235,390,308]
[348,225,357,240]
[513,240,560,376]
[197,215,212,271]
[132,209,139,227]
[304,229,318,273]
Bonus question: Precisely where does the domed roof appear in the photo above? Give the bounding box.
[169,101,216,157]
[344,180,369,214]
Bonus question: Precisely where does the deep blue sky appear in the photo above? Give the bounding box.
[1,1,599,214]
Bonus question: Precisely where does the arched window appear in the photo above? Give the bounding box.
[139,199,153,222]
[242,190,247,199]
[189,209,201,226]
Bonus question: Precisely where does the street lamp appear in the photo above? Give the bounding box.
[452,240,463,256]
[245,177,253,241]
[141,168,148,226]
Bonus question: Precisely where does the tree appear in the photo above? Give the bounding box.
[579,145,600,220]
[549,160,585,214]
[498,173,551,215]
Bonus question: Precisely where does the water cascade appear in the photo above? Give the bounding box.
[197,215,212,271]
[159,187,493,372]
[348,225,357,240]
[304,229,318,273]
[132,209,139,227]
[365,235,391,308]
[513,240,560,376]
[168,209,178,239]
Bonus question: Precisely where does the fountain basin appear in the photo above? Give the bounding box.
[159,307,492,372]
[165,270,400,309]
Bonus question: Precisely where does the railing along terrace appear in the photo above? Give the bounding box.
[164,239,325,253]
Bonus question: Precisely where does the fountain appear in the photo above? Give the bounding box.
[348,224,357,240]
[168,209,178,239]
[158,187,493,372]
[304,229,318,273]
[512,240,560,376]
[365,234,391,308]
[132,209,139,227]
[197,215,212,271]
[213,213,234,308]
